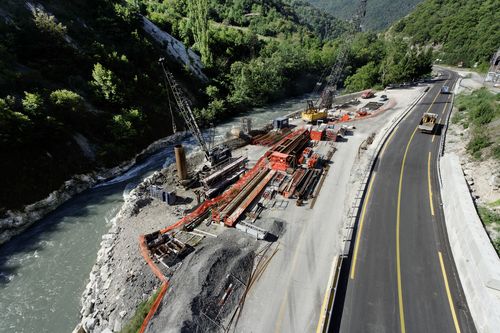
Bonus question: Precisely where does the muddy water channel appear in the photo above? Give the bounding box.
[0,94,313,333]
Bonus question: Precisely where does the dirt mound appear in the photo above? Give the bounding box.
[147,230,257,333]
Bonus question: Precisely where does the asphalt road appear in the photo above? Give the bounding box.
[335,70,477,333]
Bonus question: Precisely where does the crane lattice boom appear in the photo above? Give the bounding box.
[159,59,210,159]
[317,0,368,109]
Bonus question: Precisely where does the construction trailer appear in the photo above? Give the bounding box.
[273,116,289,129]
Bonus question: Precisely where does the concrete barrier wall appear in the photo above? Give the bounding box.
[440,154,500,332]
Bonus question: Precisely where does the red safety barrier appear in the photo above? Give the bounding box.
[138,281,169,333]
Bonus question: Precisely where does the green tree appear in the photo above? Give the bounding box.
[91,63,123,104]
[21,92,45,118]
[0,96,32,144]
[50,90,85,113]
[188,0,212,65]
[345,62,380,92]
[229,58,284,107]
[110,108,142,141]
[32,8,67,40]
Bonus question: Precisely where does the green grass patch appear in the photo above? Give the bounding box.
[488,199,500,208]
[466,133,492,159]
[478,206,500,227]
[494,238,500,255]
[120,288,162,333]
[456,88,500,126]
[478,206,500,256]
[451,111,464,125]
[456,89,500,159]
[493,145,500,161]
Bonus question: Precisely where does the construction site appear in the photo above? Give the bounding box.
[75,1,455,331]
[73,57,428,332]
[130,1,399,330]
[123,47,427,331]
[127,78,429,333]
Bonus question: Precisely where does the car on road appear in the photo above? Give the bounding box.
[379,94,388,101]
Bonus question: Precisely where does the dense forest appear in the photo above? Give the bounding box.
[392,0,500,68]
[305,0,423,30]
[0,0,432,211]
[0,0,347,209]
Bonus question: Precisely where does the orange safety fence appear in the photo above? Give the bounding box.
[139,235,168,282]
[138,281,169,333]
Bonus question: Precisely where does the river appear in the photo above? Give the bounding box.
[0,94,313,333]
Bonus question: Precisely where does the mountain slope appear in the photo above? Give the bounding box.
[0,0,344,211]
[391,0,500,67]
[305,0,423,30]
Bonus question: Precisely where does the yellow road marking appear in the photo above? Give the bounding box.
[425,83,445,114]
[316,256,339,333]
[438,251,462,333]
[427,152,435,216]
[393,87,443,331]
[396,126,418,333]
[350,174,377,280]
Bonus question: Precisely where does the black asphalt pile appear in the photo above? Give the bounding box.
[147,229,257,333]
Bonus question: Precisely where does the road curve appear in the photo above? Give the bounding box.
[333,70,477,333]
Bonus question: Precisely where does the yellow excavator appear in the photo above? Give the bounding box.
[301,100,327,122]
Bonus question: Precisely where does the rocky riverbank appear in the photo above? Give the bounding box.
[73,135,259,333]
[72,146,209,332]
[0,132,188,246]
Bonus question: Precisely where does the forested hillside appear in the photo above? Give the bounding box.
[0,0,433,212]
[0,0,346,210]
[392,0,500,68]
[305,0,422,30]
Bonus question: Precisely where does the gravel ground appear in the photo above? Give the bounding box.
[147,229,258,333]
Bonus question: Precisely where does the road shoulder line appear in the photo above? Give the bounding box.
[438,251,462,333]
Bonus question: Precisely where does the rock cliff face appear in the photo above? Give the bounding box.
[142,16,208,82]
